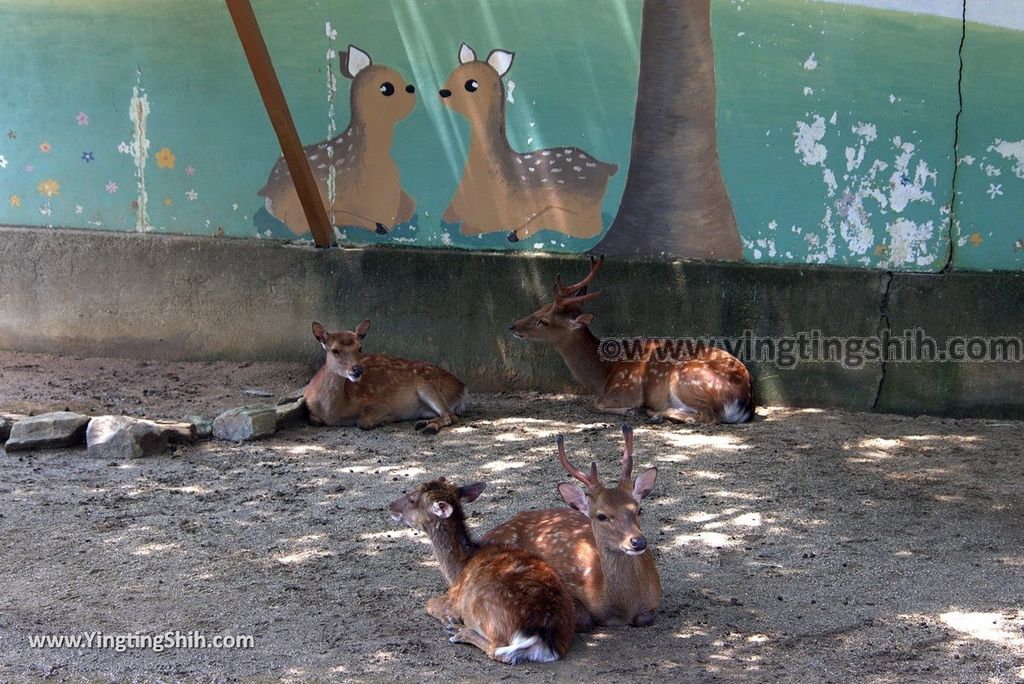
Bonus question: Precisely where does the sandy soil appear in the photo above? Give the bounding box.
[0,350,1022,683]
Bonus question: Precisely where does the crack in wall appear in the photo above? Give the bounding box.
[940,0,968,273]
[872,270,894,410]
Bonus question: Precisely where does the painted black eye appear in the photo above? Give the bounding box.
[596,513,608,522]
[465,79,479,92]
[380,82,395,96]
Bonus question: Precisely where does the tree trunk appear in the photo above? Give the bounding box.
[594,0,742,260]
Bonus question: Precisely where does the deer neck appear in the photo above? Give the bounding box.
[465,105,514,175]
[344,118,393,158]
[556,328,612,394]
[424,515,478,587]
[596,543,655,614]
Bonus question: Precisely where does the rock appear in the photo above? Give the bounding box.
[4,411,90,451]
[86,416,171,459]
[185,415,214,439]
[0,417,12,443]
[275,396,308,429]
[276,386,307,405]
[243,388,274,398]
[151,420,199,443]
[212,406,278,442]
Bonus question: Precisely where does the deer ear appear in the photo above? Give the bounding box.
[431,500,454,519]
[570,313,594,330]
[354,319,371,339]
[558,483,589,515]
[632,467,657,503]
[342,45,372,79]
[458,482,486,503]
[459,42,477,64]
[312,322,327,344]
[486,49,514,77]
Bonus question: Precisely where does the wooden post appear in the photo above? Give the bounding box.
[225,0,333,248]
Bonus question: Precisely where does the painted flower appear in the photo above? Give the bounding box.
[969,232,984,246]
[10,195,20,207]
[986,183,1003,199]
[163,197,173,207]
[82,151,94,163]
[75,205,83,214]
[185,165,195,176]
[37,179,60,198]
[76,111,89,126]
[117,141,131,154]
[6,130,15,139]
[105,180,118,194]
[155,147,176,169]
[39,205,52,217]
[24,164,33,172]
[39,141,52,154]
[0,154,6,169]
[185,189,198,201]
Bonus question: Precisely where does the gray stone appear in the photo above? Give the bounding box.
[276,387,307,405]
[275,396,308,429]
[212,406,278,442]
[4,411,90,451]
[86,416,171,459]
[185,415,214,439]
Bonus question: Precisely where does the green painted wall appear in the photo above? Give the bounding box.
[0,0,1020,270]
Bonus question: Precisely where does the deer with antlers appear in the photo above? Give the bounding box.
[259,45,416,236]
[483,426,660,629]
[438,43,618,243]
[388,478,576,664]
[509,256,755,424]
[303,320,465,433]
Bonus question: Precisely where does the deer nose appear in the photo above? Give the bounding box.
[405,84,415,94]
[629,536,647,552]
[350,365,364,378]
[438,88,451,98]
[508,324,516,332]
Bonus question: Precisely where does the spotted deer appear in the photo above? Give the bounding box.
[388,478,576,664]
[303,320,465,433]
[509,256,755,424]
[259,45,416,236]
[483,427,660,629]
[439,43,618,243]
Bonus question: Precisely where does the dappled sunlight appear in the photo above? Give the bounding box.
[938,611,1024,646]
[673,531,733,548]
[657,431,748,455]
[275,548,333,565]
[480,459,527,472]
[281,444,329,455]
[132,541,181,556]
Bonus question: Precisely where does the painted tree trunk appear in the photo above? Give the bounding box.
[595,0,743,260]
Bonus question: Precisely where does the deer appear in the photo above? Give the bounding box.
[303,320,465,433]
[388,478,576,664]
[438,43,618,243]
[259,45,416,236]
[509,255,755,424]
[483,426,660,630]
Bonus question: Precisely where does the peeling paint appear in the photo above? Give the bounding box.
[128,75,151,233]
[987,139,1024,179]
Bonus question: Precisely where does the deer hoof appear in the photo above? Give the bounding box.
[375,222,389,235]
[415,419,441,435]
[506,231,519,243]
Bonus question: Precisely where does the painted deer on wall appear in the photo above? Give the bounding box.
[509,256,755,424]
[389,478,576,664]
[303,320,465,433]
[259,45,416,236]
[439,43,618,243]
[483,427,661,630]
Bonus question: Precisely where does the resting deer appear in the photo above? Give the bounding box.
[259,45,416,236]
[483,426,660,629]
[388,478,576,664]
[509,256,755,424]
[303,320,465,433]
[439,43,618,243]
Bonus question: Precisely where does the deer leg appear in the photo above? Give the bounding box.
[414,386,458,434]
[449,626,500,661]
[649,407,720,425]
[633,609,657,627]
[575,602,595,633]
[356,404,391,430]
[591,399,643,418]
[397,190,415,223]
[426,595,460,624]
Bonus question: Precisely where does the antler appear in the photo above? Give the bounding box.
[618,424,634,483]
[554,255,605,298]
[556,434,600,489]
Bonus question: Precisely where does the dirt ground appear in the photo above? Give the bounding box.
[0,350,1022,683]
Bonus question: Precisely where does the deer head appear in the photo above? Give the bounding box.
[341,44,416,124]
[388,477,487,529]
[509,255,605,343]
[437,43,514,123]
[312,320,372,382]
[555,426,657,557]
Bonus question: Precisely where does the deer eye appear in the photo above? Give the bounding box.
[380,82,395,96]
[332,349,340,356]
[465,79,479,92]
[536,319,548,327]
[596,513,609,522]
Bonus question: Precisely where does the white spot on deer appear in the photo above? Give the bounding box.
[585,162,597,168]
[542,151,551,156]
[551,168,562,173]
[516,158,523,164]
[573,166,582,172]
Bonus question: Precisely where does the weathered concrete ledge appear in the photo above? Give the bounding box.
[0,226,1020,419]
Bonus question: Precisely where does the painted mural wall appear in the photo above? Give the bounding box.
[0,0,1020,271]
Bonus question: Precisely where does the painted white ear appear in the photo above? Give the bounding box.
[459,42,477,64]
[486,49,514,77]
[431,500,454,519]
[346,45,372,78]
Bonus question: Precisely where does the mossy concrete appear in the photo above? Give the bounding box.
[0,227,1019,418]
